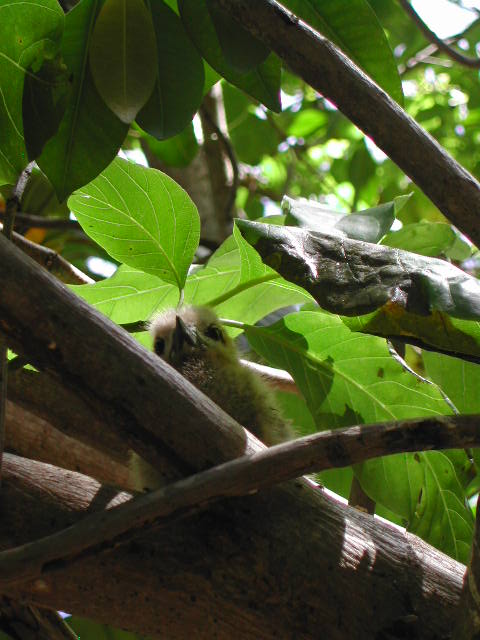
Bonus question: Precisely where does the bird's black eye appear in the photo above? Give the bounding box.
[204,324,224,342]
[154,336,166,356]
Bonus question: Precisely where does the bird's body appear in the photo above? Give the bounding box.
[150,306,292,445]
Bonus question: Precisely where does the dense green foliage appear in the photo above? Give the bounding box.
[2,1,480,635]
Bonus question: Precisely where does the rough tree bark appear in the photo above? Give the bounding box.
[0,220,468,639]
[0,454,465,640]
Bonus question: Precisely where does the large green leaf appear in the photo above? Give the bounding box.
[423,351,480,414]
[22,56,70,160]
[37,0,129,201]
[71,264,178,323]
[281,0,403,105]
[178,0,281,112]
[245,310,472,561]
[206,0,270,73]
[236,219,480,320]
[245,310,449,429]
[344,311,480,363]
[382,221,471,259]
[356,448,473,562]
[89,0,157,123]
[423,351,480,497]
[72,227,312,326]
[136,0,204,140]
[283,195,398,243]
[0,0,64,184]
[68,157,200,288]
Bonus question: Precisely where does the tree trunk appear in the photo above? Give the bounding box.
[0,222,467,639]
[0,454,465,639]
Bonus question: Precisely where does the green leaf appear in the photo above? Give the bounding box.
[281,0,403,105]
[72,229,312,326]
[222,82,278,165]
[245,310,450,429]
[136,0,204,140]
[69,616,143,640]
[72,264,179,323]
[68,157,200,288]
[283,196,397,243]
[89,0,157,123]
[206,0,270,73]
[287,108,328,138]
[37,0,129,201]
[0,0,64,184]
[382,221,469,258]
[139,121,199,167]
[356,448,473,562]
[344,310,480,363]
[245,309,472,561]
[203,60,221,93]
[178,0,281,112]
[22,56,70,159]
[423,351,480,414]
[196,224,312,322]
[20,166,69,218]
[236,219,480,320]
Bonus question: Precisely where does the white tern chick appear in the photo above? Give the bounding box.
[150,306,292,445]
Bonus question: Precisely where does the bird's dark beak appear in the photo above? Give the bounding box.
[171,315,197,361]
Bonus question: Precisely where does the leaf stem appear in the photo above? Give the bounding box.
[207,272,278,307]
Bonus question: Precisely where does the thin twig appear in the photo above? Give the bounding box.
[0,164,33,486]
[8,228,94,285]
[0,210,81,231]
[2,169,33,241]
[398,0,480,68]
[0,414,478,587]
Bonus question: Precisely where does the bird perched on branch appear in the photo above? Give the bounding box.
[150,306,292,445]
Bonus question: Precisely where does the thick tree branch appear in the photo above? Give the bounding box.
[0,454,466,639]
[6,369,164,491]
[0,203,472,639]
[5,400,137,490]
[215,0,480,248]
[0,415,478,588]
[0,233,256,482]
[398,0,480,68]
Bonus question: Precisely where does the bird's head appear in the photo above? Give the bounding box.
[149,306,235,367]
